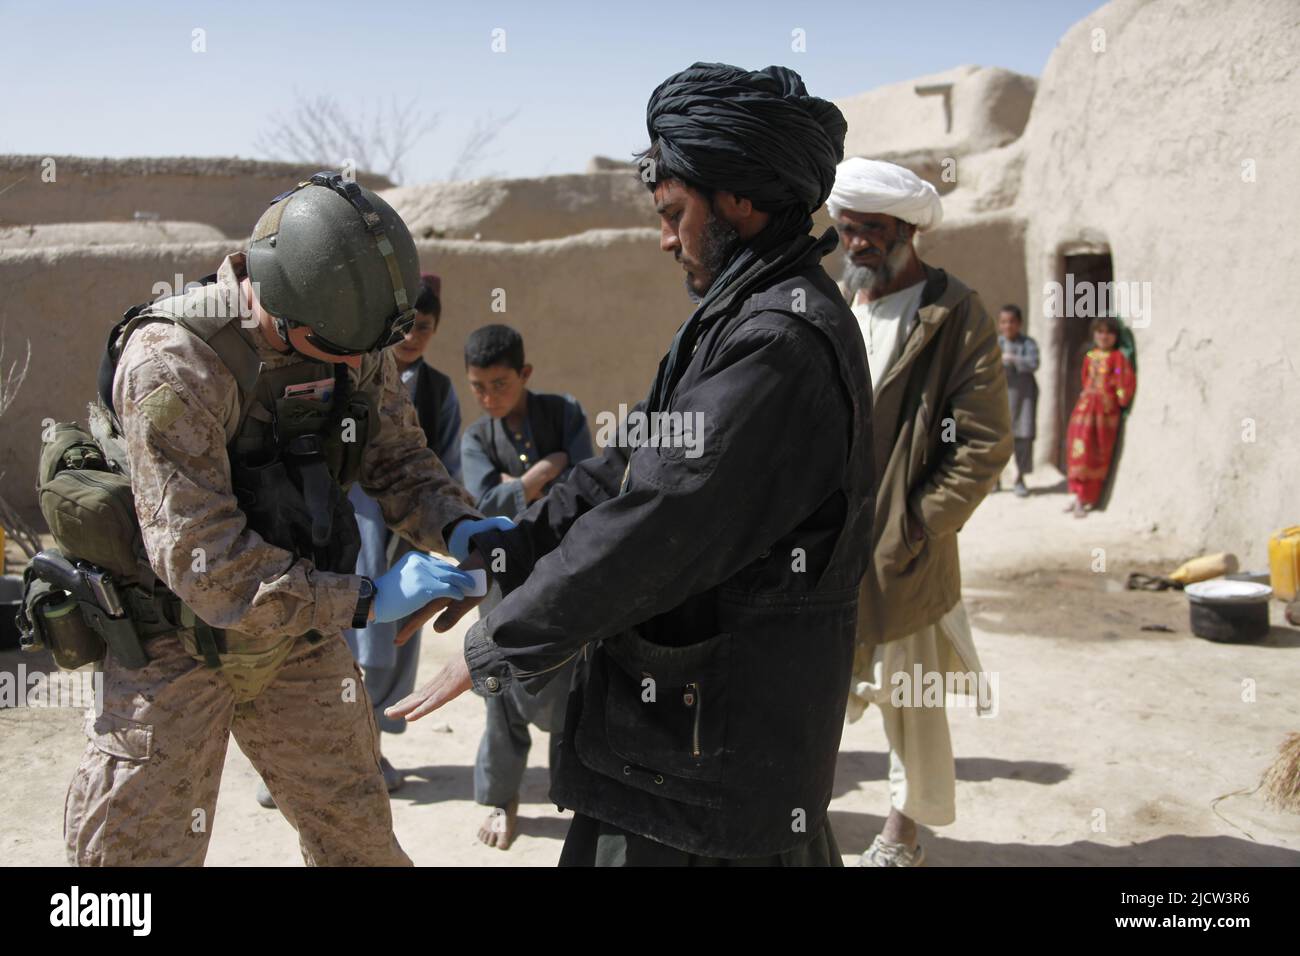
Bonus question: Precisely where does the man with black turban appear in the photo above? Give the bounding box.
[388,62,875,866]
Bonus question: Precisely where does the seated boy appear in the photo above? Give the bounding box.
[460,324,593,849]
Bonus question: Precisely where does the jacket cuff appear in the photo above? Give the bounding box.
[464,618,512,697]
[311,569,362,633]
[467,527,530,594]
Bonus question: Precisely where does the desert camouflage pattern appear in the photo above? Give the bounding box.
[112,254,477,641]
[65,631,411,866]
[64,254,479,865]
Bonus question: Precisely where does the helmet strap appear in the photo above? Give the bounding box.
[272,315,295,352]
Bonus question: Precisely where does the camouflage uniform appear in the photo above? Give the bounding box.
[64,255,479,866]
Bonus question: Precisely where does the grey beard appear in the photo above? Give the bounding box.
[842,234,914,298]
[842,260,875,299]
[685,214,740,302]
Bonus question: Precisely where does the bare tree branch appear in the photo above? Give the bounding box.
[446,109,519,182]
[0,325,31,420]
[256,94,519,184]
[0,325,38,560]
[254,94,438,184]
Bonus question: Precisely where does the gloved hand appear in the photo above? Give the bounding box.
[447,516,515,563]
[372,551,478,624]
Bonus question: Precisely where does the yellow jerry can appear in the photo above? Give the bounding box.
[1268,527,1300,602]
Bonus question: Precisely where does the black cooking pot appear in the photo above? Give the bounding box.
[1185,579,1272,644]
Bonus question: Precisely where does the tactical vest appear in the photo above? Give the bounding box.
[27,274,381,700]
[101,276,380,576]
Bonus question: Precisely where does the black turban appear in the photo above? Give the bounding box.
[646,62,847,215]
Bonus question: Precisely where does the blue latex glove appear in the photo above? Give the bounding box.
[372,551,478,624]
[447,516,515,563]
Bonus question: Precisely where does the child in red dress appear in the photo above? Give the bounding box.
[1066,316,1136,516]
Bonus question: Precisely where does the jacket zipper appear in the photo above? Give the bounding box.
[684,681,701,758]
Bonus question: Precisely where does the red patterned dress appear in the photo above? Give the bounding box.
[1066,348,1136,506]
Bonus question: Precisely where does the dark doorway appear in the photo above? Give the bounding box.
[1056,252,1113,470]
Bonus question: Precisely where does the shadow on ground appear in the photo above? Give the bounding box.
[394,762,571,842]
[396,763,556,806]
[830,809,1300,866]
[833,749,1071,801]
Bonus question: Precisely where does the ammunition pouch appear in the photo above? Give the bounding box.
[16,569,105,670]
[232,377,371,575]
[331,389,373,487]
[38,422,142,579]
[16,555,183,671]
[232,436,362,575]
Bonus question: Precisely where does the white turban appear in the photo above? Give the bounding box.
[825,157,944,231]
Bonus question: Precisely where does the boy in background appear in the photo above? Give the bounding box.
[460,323,593,849]
[997,304,1040,498]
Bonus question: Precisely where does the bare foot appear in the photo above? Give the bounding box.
[880,808,918,848]
[478,798,518,850]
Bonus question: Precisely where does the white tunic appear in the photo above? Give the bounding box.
[850,279,926,393]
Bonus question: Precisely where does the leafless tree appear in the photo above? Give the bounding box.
[445,109,520,182]
[0,325,30,421]
[254,94,438,184]
[256,94,517,184]
[0,325,38,559]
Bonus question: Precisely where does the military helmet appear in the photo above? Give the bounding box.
[247,171,420,355]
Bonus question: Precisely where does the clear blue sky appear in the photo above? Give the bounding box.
[0,0,1105,183]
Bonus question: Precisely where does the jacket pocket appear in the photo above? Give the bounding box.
[878,501,927,575]
[600,628,731,784]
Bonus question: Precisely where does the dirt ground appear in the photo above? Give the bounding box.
[2,469,1298,866]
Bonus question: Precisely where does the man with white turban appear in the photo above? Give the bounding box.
[827,156,945,232]
[829,158,1011,867]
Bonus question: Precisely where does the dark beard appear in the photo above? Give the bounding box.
[685,214,740,303]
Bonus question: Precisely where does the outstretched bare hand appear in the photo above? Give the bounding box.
[384,655,473,722]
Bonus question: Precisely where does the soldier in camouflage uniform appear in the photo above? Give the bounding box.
[64,173,501,866]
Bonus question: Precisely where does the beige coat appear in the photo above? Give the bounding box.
[852,264,1012,649]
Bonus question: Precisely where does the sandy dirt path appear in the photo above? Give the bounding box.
[3,474,1297,866]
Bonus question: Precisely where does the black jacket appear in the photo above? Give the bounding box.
[465,228,874,857]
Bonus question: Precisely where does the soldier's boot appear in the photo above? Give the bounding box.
[64,632,235,866]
